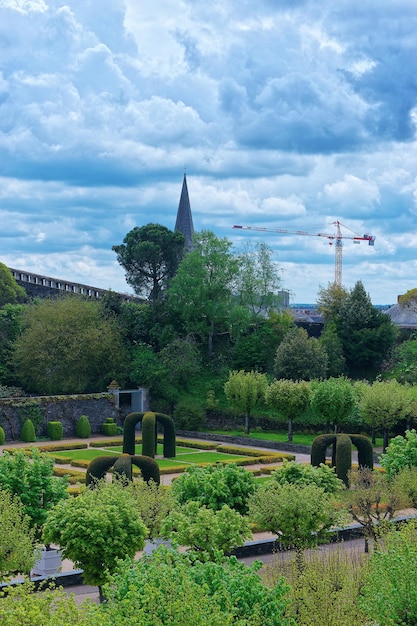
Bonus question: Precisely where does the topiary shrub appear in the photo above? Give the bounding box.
[335,434,352,487]
[155,412,176,458]
[131,455,160,485]
[0,425,5,445]
[123,412,145,455]
[20,419,36,443]
[113,454,133,484]
[349,434,374,470]
[86,456,119,486]
[142,412,156,458]
[76,415,91,439]
[86,453,160,486]
[310,434,337,467]
[102,417,118,436]
[47,421,63,441]
[311,433,373,488]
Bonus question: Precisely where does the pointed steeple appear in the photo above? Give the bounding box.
[175,172,194,251]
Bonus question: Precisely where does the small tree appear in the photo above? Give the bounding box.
[0,448,68,541]
[224,369,267,434]
[248,482,339,574]
[126,478,173,541]
[358,379,411,451]
[43,480,148,602]
[380,429,417,477]
[310,377,356,434]
[265,379,311,442]
[162,501,252,562]
[272,460,345,494]
[0,488,36,578]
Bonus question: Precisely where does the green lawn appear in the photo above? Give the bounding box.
[52,449,120,461]
[204,429,383,448]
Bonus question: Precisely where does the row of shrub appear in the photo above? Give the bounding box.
[0,415,119,445]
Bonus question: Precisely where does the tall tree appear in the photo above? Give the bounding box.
[168,230,240,358]
[337,281,397,378]
[310,377,356,434]
[113,223,185,303]
[224,369,268,434]
[265,379,312,442]
[14,297,128,394]
[274,327,328,381]
[316,282,349,325]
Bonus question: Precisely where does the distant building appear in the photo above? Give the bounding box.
[384,295,417,328]
[174,172,194,251]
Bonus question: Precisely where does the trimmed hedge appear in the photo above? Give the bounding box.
[142,412,156,458]
[113,454,133,483]
[102,417,118,436]
[122,412,145,455]
[131,455,160,485]
[311,433,374,487]
[20,419,36,442]
[76,415,91,438]
[335,434,352,487]
[86,455,117,485]
[155,412,176,458]
[0,425,5,445]
[176,439,217,450]
[47,421,63,441]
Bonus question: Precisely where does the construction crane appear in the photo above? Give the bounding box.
[233,221,375,287]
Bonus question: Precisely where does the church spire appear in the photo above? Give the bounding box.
[175,172,194,251]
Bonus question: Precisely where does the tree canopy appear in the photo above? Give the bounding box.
[0,263,26,308]
[113,223,185,303]
[274,327,328,381]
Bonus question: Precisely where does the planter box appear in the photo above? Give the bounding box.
[32,548,62,577]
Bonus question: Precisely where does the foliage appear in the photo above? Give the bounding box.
[0,304,25,385]
[358,379,412,450]
[102,417,117,436]
[316,282,349,325]
[0,488,36,577]
[0,262,26,307]
[43,480,148,592]
[171,462,256,514]
[76,414,91,438]
[16,401,44,436]
[13,297,128,395]
[310,377,355,433]
[0,448,69,540]
[271,460,345,494]
[162,501,252,561]
[113,223,185,302]
[345,467,407,552]
[360,520,417,625]
[126,478,173,540]
[265,379,311,442]
[20,418,35,442]
[317,322,346,377]
[0,425,4,444]
[0,579,95,625]
[274,327,328,381]
[380,429,417,477]
[224,370,268,434]
[159,336,202,389]
[99,548,293,626]
[173,398,205,430]
[389,333,417,384]
[168,230,241,358]
[248,482,338,553]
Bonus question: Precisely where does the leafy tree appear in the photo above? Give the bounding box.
[171,462,256,514]
[265,379,311,442]
[274,327,328,381]
[316,282,349,325]
[159,336,202,389]
[380,429,417,477]
[43,480,147,601]
[0,488,36,577]
[162,501,252,562]
[224,369,268,434]
[113,223,185,303]
[337,280,397,377]
[126,478,173,541]
[248,482,339,573]
[168,230,241,358]
[0,262,26,307]
[0,448,68,541]
[345,467,406,552]
[358,379,412,451]
[271,460,345,494]
[236,241,283,318]
[360,520,417,625]
[310,376,356,434]
[99,548,292,626]
[13,297,128,394]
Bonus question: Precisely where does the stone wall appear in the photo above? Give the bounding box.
[0,393,119,442]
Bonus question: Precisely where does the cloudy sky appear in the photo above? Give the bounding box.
[1,0,416,305]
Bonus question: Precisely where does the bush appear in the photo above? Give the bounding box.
[0,425,5,445]
[272,460,345,494]
[20,419,36,442]
[380,429,417,478]
[76,415,91,438]
[173,399,205,431]
[171,463,257,514]
[102,418,117,436]
[47,421,63,440]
